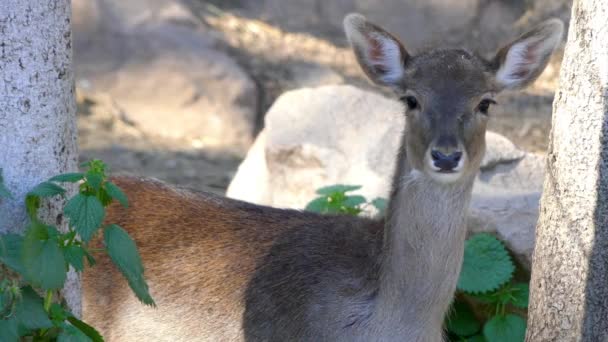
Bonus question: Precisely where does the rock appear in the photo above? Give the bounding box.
[72,0,258,153]
[227,85,545,268]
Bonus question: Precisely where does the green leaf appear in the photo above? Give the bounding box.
[0,316,19,342]
[14,287,53,331]
[464,335,486,342]
[63,245,86,272]
[25,195,41,219]
[49,173,85,183]
[105,182,128,208]
[315,184,361,195]
[0,234,26,274]
[371,197,388,215]
[64,194,105,242]
[483,314,526,342]
[342,195,366,208]
[457,234,515,294]
[0,169,13,199]
[28,182,66,198]
[49,303,68,325]
[22,223,67,290]
[104,225,155,306]
[305,197,330,214]
[447,300,481,337]
[67,316,104,342]
[509,283,529,309]
[58,323,93,342]
[83,249,96,267]
[86,172,103,192]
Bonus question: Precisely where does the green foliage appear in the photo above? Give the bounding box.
[449,234,528,342]
[0,161,153,341]
[64,194,105,243]
[104,225,155,306]
[305,184,387,216]
[446,300,481,337]
[458,234,515,293]
[483,314,526,342]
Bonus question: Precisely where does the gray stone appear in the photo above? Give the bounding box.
[72,0,258,153]
[228,85,545,267]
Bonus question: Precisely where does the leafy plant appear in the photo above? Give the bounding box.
[305,184,387,216]
[306,184,529,342]
[0,160,154,341]
[447,234,528,342]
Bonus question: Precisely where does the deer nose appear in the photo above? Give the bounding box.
[431,150,462,171]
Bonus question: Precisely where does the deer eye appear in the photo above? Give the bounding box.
[477,99,496,115]
[401,96,419,110]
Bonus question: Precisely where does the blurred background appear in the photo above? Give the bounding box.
[72,0,571,195]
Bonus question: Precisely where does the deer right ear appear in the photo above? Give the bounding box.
[344,13,409,88]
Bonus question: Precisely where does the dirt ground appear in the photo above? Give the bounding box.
[78,2,562,194]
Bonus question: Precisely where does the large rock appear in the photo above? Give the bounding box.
[72,0,258,153]
[227,85,544,268]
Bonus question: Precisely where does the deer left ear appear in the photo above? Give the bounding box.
[492,19,564,90]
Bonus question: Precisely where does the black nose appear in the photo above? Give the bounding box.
[431,150,462,171]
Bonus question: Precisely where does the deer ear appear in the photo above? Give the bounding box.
[344,13,409,87]
[492,19,564,90]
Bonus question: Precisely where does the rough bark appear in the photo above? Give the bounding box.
[526,0,608,340]
[0,1,80,315]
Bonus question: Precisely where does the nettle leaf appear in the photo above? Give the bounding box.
[446,300,481,337]
[342,195,366,208]
[85,172,103,192]
[105,182,128,208]
[104,225,155,306]
[483,314,526,342]
[49,173,85,183]
[58,323,92,342]
[63,245,86,272]
[67,316,104,342]
[371,198,388,215]
[509,283,529,308]
[305,197,331,214]
[457,234,514,294]
[0,316,19,341]
[315,184,361,195]
[14,287,53,331]
[28,182,65,198]
[25,195,41,219]
[64,194,105,242]
[22,223,67,290]
[0,234,26,274]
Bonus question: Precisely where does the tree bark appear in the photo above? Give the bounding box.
[526,0,608,340]
[0,1,80,315]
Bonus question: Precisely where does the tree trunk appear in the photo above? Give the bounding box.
[0,1,80,315]
[526,0,608,340]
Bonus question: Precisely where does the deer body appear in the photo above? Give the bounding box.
[82,14,563,342]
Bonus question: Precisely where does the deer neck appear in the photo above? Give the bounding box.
[374,159,474,337]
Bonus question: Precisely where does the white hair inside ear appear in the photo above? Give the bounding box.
[344,13,406,86]
[495,19,564,89]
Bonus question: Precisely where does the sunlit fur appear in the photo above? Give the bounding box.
[82,14,563,342]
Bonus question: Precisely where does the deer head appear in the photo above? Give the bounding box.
[344,14,563,184]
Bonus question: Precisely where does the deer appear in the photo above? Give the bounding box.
[82,13,564,342]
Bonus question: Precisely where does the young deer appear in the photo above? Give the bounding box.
[82,14,563,342]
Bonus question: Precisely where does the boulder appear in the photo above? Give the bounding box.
[72,0,258,153]
[227,85,544,268]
